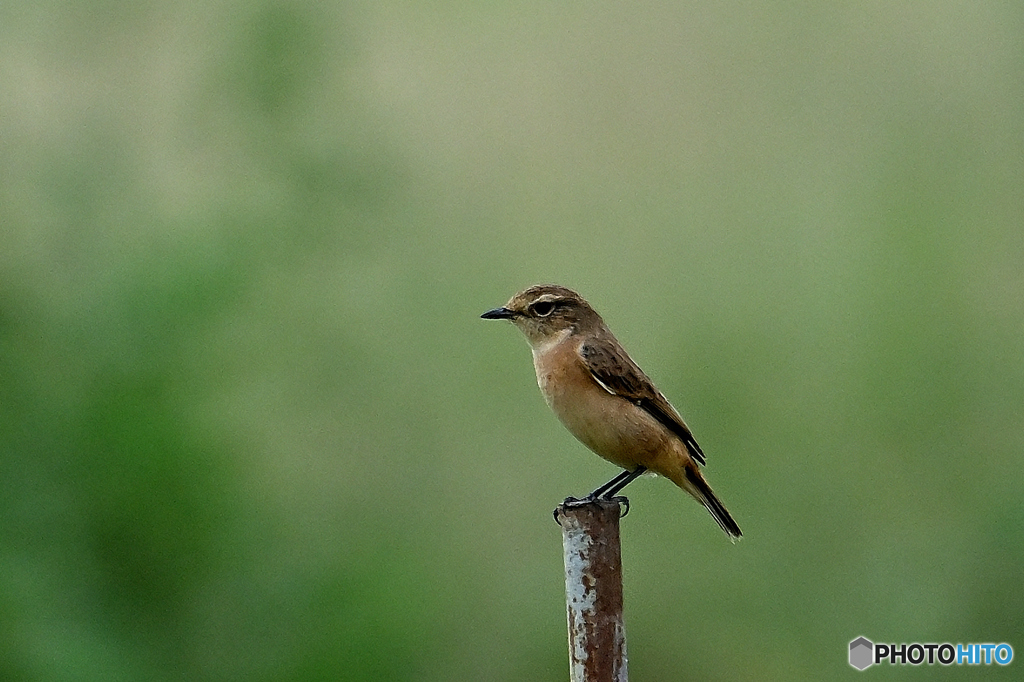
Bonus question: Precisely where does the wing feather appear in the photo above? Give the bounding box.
[580,338,707,466]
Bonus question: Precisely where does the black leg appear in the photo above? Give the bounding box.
[586,468,634,499]
[587,466,647,500]
[555,466,648,523]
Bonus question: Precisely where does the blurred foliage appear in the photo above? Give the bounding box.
[1,1,1022,680]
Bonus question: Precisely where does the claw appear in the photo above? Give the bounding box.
[554,497,585,524]
[610,496,630,518]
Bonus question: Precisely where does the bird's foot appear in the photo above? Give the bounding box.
[552,495,630,522]
[608,495,630,517]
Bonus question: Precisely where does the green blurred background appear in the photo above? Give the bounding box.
[1,1,1022,680]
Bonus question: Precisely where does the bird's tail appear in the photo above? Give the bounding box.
[683,465,742,541]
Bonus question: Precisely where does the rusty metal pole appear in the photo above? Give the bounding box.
[554,499,628,682]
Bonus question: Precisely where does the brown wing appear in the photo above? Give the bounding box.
[580,338,707,466]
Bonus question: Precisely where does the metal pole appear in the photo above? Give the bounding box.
[555,499,628,682]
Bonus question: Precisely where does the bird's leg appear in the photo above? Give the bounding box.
[556,466,647,522]
[575,468,627,500]
[558,466,646,508]
[588,465,647,500]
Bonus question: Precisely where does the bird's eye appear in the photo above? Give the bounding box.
[532,301,555,317]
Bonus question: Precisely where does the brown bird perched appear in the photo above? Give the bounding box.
[482,284,741,539]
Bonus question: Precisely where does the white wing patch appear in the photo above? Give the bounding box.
[590,372,618,396]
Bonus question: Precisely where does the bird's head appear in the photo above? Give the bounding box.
[481,284,600,348]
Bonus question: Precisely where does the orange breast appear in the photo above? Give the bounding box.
[532,336,675,471]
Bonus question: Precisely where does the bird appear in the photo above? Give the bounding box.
[481,284,741,539]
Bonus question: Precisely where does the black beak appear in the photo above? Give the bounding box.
[481,307,515,320]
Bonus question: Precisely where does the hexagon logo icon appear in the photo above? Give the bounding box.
[849,637,874,670]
